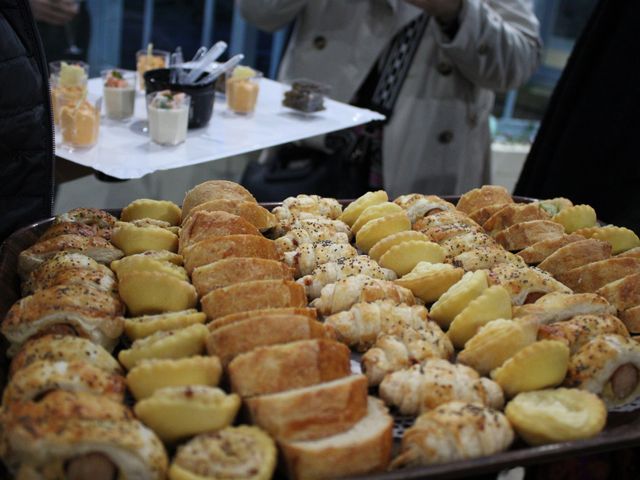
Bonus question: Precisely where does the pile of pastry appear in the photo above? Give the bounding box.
[2,181,640,480]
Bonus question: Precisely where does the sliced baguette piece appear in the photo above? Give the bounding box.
[192,257,294,297]
[207,307,318,331]
[182,198,277,231]
[183,234,280,275]
[206,314,334,366]
[246,374,368,441]
[228,339,351,397]
[279,396,393,480]
[201,279,307,320]
[178,210,260,254]
[181,180,256,218]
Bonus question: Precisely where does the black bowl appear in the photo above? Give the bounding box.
[144,68,216,129]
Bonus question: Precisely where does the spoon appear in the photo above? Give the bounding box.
[195,54,245,85]
[183,41,228,85]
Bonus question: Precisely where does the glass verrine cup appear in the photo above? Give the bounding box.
[57,91,101,149]
[102,69,136,120]
[136,48,170,92]
[49,60,89,125]
[146,90,190,146]
[226,68,263,115]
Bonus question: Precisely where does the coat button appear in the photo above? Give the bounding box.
[477,44,489,55]
[436,61,453,76]
[313,36,327,50]
[438,130,454,144]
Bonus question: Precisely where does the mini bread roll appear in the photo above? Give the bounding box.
[228,339,351,397]
[178,210,261,254]
[192,258,293,297]
[206,314,334,366]
[183,234,280,275]
[201,279,306,320]
[182,180,256,218]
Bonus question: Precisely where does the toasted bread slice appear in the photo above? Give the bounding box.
[182,198,276,231]
[228,339,351,397]
[246,374,368,441]
[556,257,640,293]
[206,314,333,366]
[537,239,612,277]
[179,210,260,253]
[279,396,393,480]
[517,234,586,265]
[207,307,318,331]
[495,220,565,251]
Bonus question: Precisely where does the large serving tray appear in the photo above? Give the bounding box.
[2,203,640,480]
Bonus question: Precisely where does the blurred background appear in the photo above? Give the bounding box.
[50,0,598,210]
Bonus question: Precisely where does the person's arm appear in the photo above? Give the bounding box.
[409,0,541,92]
[237,0,310,32]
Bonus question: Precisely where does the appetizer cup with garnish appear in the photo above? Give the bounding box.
[146,90,190,146]
[102,69,136,120]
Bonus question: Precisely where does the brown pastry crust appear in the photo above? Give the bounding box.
[415,222,483,244]
[182,234,280,275]
[1,283,124,354]
[178,210,261,254]
[38,222,103,242]
[495,220,565,251]
[618,247,640,260]
[206,314,334,366]
[456,185,513,214]
[413,210,480,231]
[487,264,572,306]
[597,272,640,312]
[538,314,630,353]
[513,292,616,325]
[620,305,640,334]
[246,374,368,441]
[3,359,126,405]
[182,198,277,230]
[228,339,351,397]
[18,234,124,278]
[537,239,612,277]
[9,334,123,378]
[483,203,551,236]
[517,234,586,264]
[54,207,118,229]
[556,257,640,293]
[201,279,307,320]
[207,307,318,331]
[182,180,256,218]
[468,203,512,226]
[192,258,294,297]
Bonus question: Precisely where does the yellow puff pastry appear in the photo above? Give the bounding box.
[368,230,429,262]
[552,204,597,233]
[118,323,209,370]
[118,271,198,316]
[126,356,222,400]
[168,426,277,480]
[355,211,411,253]
[429,270,488,328]
[124,309,207,340]
[111,221,179,256]
[339,190,388,226]
[351,202,403,234]
[121,198,182,225]
[505,388,606,446]
[134,386,241,442]
[395,262,464,303]
[491,340,570,397]
[378,240,445,277]
[110,255,188,282]
[457,318,538,375]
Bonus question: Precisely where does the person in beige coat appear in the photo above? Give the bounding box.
[238,0,541,197]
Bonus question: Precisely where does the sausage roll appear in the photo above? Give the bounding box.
[9,334,122,378]
[487,264,572,305]
[393,193,455,223]
[1,283,124,355]
[565,334,640,408]
[513,292,617,325]
[538,314,630,354]
[3,360,126,406]
[17,234,124,279]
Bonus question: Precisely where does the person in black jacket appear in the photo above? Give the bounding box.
[0,0,55,244]
[515,0,640,232]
